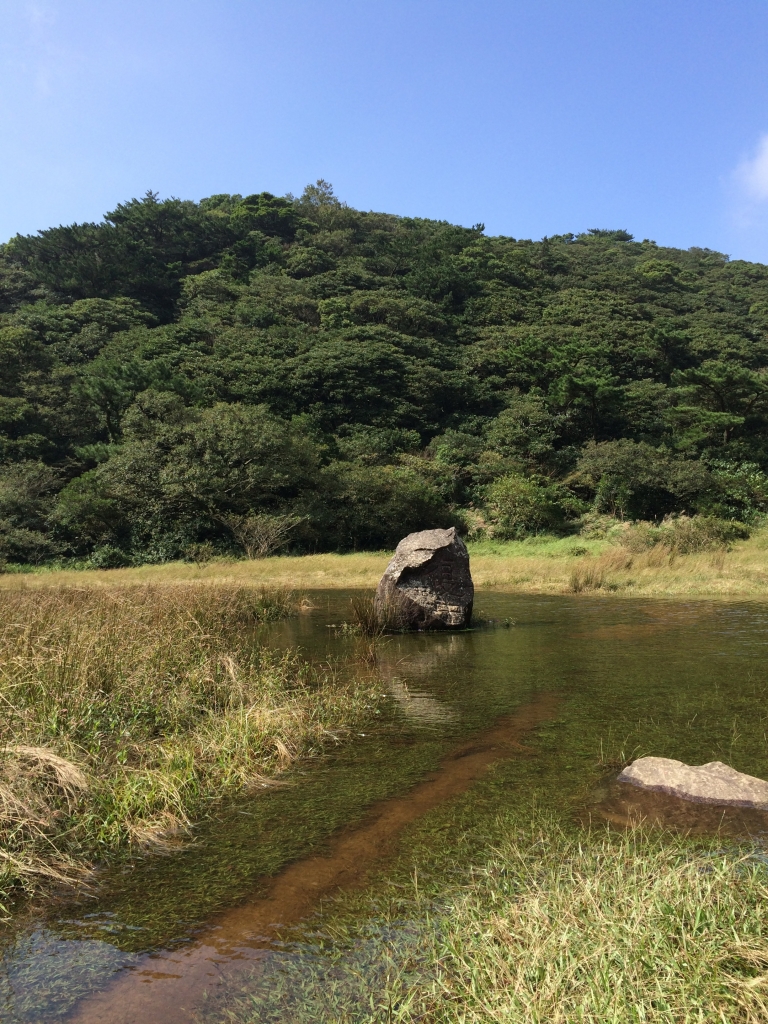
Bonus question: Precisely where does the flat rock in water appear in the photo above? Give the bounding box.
[618,756,768,810]
[375,527,473,630]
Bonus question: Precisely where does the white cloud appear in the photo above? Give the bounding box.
[734,133,768,203]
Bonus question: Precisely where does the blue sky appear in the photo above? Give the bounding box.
[3,0,768,260]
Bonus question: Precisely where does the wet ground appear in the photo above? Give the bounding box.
[2,591,768,1023]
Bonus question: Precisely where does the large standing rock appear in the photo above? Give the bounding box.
[375,527,473,630]
[618,756,768,809]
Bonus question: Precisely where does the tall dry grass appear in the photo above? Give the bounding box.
[569,546,636,592]
[0,584,380,914]
[568,518,753,594]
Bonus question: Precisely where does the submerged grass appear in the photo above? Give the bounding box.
[0,584,382,915]
[220,818,768,1024]
[383,822,768,1023]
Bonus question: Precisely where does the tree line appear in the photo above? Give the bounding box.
[2,180,768,566]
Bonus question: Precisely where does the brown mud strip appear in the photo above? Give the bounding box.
[67,691,559,1024]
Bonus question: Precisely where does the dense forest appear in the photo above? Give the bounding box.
[2,180,768,567]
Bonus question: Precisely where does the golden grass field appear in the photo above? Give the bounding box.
[3,531,768,598]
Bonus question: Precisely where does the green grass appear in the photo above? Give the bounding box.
[382,821,768,1023]
[218,816,768,1024]
[0,583,383,915]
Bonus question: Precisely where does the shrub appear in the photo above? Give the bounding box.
[577,511,626,539]
[705,460,768,522]
[88,544,132,569]
[485,391,557,467]
[620,515,750,554]
[484,473,579,539]
[314,462,452,551]
[183,541,217,565]
[0,462,63,564]
[53,403,322,558]
[573,440,711,520]
[218,512,305,559]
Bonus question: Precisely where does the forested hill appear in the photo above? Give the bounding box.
[2,180,768,566]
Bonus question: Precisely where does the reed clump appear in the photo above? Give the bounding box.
[569,547,634,592]
[348,592,410,636]
[349,595,385,638]
[0,584,380,914]
[332,595,407,666]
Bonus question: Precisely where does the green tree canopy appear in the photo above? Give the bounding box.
[3,183,768,562]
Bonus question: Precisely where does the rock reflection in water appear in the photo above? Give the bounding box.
[386,679,458,726]
[589,778,768,837]
[374,634,462,726]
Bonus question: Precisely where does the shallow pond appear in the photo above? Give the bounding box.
[2,591,768,1023]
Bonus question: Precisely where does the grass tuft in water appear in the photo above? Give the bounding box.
[331,595,408,666]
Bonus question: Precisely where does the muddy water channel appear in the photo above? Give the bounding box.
[2,592,768,1023]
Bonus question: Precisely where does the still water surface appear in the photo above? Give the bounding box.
[2,591,768,1022]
